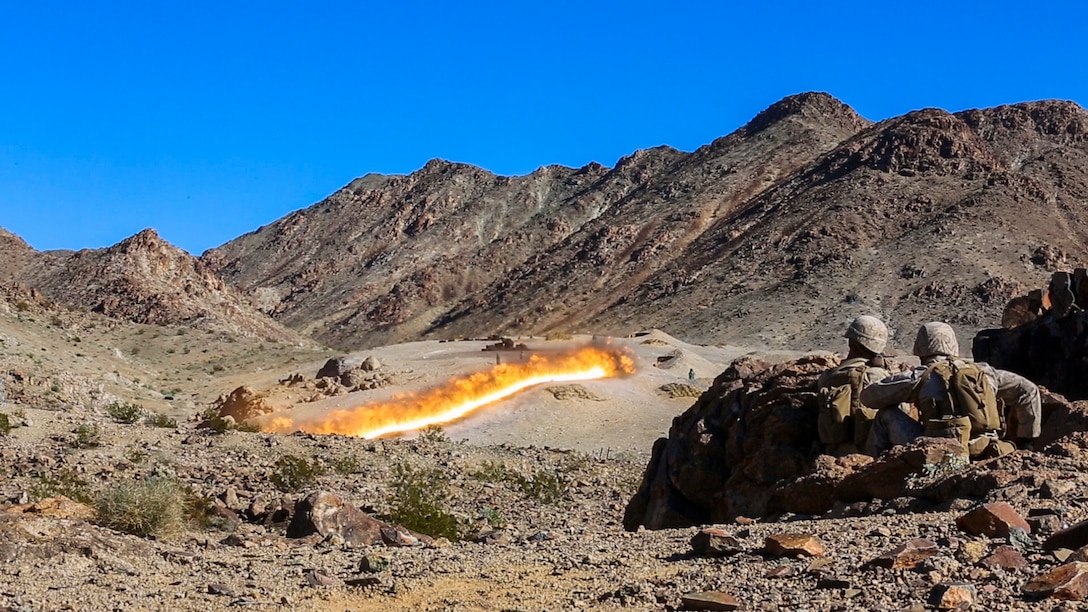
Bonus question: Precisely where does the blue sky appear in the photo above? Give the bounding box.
[1,1,1085,255]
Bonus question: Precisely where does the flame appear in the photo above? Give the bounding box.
[264,344,636,438]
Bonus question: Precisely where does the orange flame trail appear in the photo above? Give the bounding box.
[265,344,636,438]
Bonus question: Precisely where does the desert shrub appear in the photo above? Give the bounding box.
[512,470,569,505]
[95,476,188,537]
[72,424,101,448]
[417,425,448,443]
[271,455,325,492]
[145,413,177,428]
[387,463,461,541]
[0,413,10,436]
[106,401,144,424]
[479,507,505,529]
[30,469,93,504]
[469,460,519,484]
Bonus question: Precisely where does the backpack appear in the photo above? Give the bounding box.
[914,360,1002,437]
[817,361,868,446]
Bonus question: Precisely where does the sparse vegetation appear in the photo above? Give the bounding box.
[512,469,569,505]
[270,455,325,492]
[326,454,362,475]
[145,413,178,428]
[418,425,448,443]
[72,423,101,448]
[469,460,519,484]
[0,413,10,436]
[95,476,188,537]
[106,401,144,424]
[387,463,461,541]
[30,469,93,504]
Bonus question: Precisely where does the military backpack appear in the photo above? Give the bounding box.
[914,359,1002,437]
[817,360,874,447]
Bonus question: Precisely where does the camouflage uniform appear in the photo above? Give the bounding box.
[861,322,1041,456]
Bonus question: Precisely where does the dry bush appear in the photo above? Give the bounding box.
[95,477,188,537]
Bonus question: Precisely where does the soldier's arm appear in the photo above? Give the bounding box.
[986,365,1042,439]
[858,371,916,409]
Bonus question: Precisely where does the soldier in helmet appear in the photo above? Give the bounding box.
[861,322,1041,458]
[815,316,892,455]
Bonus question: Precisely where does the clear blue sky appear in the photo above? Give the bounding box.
[2,1,1084,255]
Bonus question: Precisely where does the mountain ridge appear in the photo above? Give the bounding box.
[6,92,1087,353]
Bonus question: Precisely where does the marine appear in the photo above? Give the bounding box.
[816,316,891,455]
[861,321,1041,458]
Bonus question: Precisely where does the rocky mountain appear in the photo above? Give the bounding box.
[206,92,1088,353]
[5,229,310,344]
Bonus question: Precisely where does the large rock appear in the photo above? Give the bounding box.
[1024,562,1088,601]
[974,285,1088,402]
[286,491,389,546]
[835,437,967,502]
[316,356,370,379]
[625,355,835,529]
[210,386,274,422]
[955,502,1031,538]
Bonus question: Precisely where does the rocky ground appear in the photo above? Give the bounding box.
[6,284,1088,610]
[6,371,1088,611]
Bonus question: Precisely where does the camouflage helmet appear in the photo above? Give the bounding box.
[913,322,959,358]
[844,316,888,354]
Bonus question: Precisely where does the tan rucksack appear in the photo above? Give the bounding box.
[817,361,869,446]
[915,360,1002,437]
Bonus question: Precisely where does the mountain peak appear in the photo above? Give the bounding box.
[742,92,868,135]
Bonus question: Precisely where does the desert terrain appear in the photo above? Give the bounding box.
[3,93,1088,610]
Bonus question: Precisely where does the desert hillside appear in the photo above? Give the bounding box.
[202,93,1088,353]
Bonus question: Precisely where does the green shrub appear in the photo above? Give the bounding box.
[0,413,10,436]
[72,424,101,448]
[270,455,325,492]
[145,413,177,428]
[386,463,461,541]
[30,469,93,504]
[106,401,144,424]
[95,477,188,537]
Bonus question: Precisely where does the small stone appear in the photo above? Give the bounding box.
[806,557,834,574]
[207,584,235,597]
[981,545,1028,571]
[1041,480,1076,499]
[872,539,939,570]
[1024,562,1088,600]
[690,528,743,557]
[956,502,1031,538]
[816,576,851,589]
[929,582,976,609]
[380,525,420,547]
[764,566,796,578]
[680,591,740,611]
[1055,549,1075,563]
[359,555,390,573]
[1029,514,1064,535]
[344,577,381,587]
[1008,526,1033,552]
[764,533,825,558]
[304,569,338,587]
[735,516,756,526]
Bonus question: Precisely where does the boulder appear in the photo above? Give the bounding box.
[286,491,388,547]
[210,386,274,422]
[625,355,835,529]
[835,437,967,502]
[316,356,367,379]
